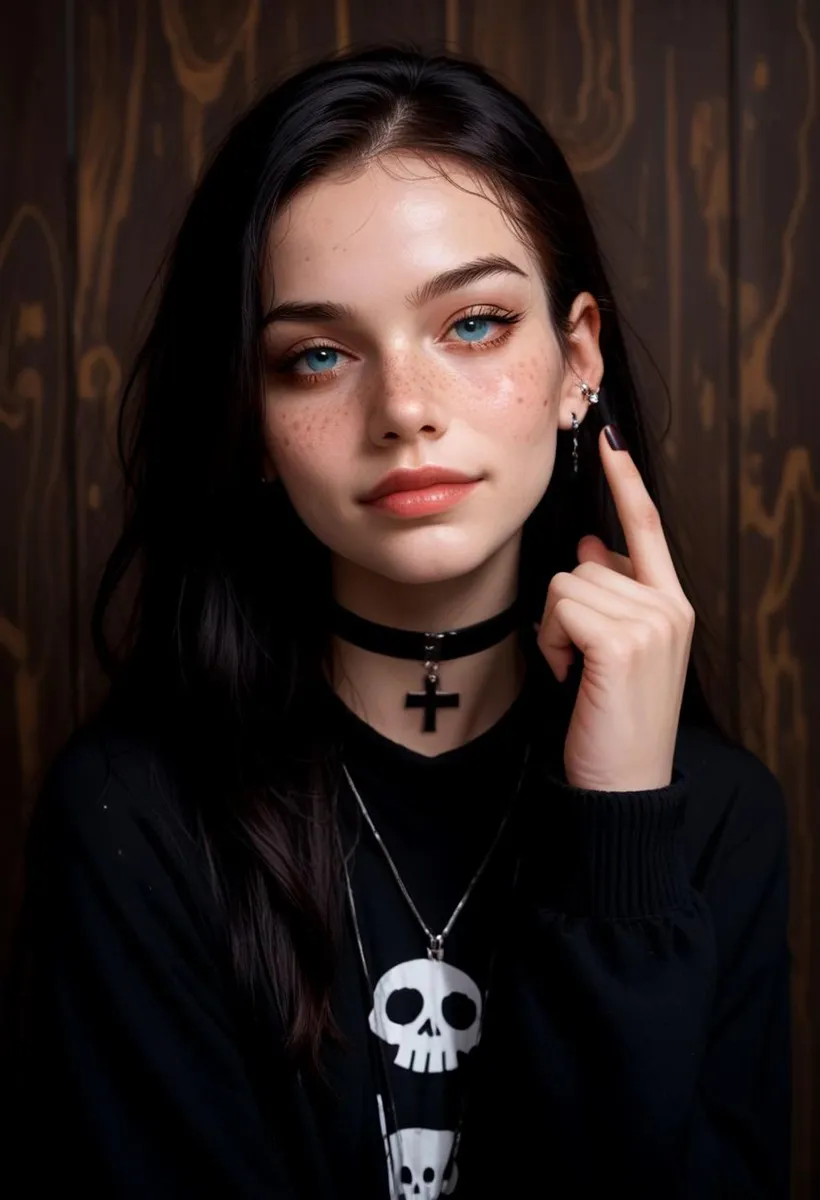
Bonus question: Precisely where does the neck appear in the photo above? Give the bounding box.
[326,541,527,756]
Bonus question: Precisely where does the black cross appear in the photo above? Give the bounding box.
[405,673,460,733]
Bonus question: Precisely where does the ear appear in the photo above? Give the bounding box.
[557,292,603,432]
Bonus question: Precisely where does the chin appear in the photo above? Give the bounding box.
[337,525,516,587]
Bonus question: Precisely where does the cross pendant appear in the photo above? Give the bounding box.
[405,666,459,733]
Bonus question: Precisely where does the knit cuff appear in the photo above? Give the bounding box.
[521,766,691,919]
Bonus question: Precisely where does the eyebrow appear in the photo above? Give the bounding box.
[261,254,529,327]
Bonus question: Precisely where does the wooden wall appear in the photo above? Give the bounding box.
[1,1,817,1194]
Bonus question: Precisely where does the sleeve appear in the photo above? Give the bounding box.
[11,731,302,1199]
[461,751,791,1199]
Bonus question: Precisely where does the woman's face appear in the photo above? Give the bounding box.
[261,153,601,589]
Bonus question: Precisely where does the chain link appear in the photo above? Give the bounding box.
[341,742,531,961]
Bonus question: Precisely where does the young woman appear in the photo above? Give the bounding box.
[13,44,790,1199]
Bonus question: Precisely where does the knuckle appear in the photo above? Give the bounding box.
[573,561,600,582]
[649,610,684,648]
[632,621,657,652]
[553,595,574,619]
[664,593,695,630]
[609,620,657,662]
[679,598,696,627]
[546,571,570,602]
[607,637,633,664]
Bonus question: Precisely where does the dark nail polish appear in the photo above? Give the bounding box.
[605,424,627,451]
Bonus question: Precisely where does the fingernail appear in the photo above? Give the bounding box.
[604,424,627,451]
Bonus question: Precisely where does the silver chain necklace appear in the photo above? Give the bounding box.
[339,743,531,1196]
[341,742,530,963]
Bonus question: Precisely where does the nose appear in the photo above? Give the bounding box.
[365,357,449,447]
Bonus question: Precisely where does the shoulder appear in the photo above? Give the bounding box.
[42,716,174,800]
[674,721,788,868]
[21,714,231,972]
[28,714,199,885]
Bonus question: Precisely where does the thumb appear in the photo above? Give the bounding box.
[577,534,635,579]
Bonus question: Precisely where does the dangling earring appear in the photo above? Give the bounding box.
[571,382,600,477]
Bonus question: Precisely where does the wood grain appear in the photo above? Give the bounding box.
[737,2,820,1193]
[0,0,72,967]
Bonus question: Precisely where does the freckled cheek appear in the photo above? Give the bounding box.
[265,400,354,483]
[466,360,558,437]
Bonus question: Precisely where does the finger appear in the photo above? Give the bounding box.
[575,553,694,627]
[577,534,635,580]
[571,560,677,607]
[542,568,670,631]
[598,427,683,594]
[537,596,618,682]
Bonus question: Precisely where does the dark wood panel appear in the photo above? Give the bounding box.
[0,0,73,963]
[343,0,448,48]
[737,2,820,1194]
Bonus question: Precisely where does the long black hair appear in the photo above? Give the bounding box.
[89,43,739,1072]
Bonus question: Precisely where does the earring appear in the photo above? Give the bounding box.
[571,412,580,475]
[571,381,600,477]
[580,380,600,406]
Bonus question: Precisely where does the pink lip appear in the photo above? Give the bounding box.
[361,465,480,503]
[367,481,479,517]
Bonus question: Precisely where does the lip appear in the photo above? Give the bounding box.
[360,465,481,504]
[367,481,480,518]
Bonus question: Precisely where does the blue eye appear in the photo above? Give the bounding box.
[274,309,521,386]
[300,347,339,373]
[453,316,493,343]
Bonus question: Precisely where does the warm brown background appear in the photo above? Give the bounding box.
[1,0,818,1194]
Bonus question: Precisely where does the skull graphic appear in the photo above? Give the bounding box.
[385,1126,459,1199]
[369,958,482,1073]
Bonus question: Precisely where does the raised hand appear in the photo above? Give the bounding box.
[537,425,695,792]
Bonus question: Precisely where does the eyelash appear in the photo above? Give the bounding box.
[271,306,524,387]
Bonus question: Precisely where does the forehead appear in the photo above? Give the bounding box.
[263,153,537,290]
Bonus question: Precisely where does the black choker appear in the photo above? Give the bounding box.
[328,598,525,733]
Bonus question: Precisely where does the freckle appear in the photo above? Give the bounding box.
[517,396,524,404]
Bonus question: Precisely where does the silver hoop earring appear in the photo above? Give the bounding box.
[571,412,580,475]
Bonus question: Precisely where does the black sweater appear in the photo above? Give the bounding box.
[10,664,791,1198]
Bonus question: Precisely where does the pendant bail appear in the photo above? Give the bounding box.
[405,633,459,733]
[428,934,445,962]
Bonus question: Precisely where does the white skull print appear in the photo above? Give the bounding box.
[369,958,482,1073]
[385,1126,459,1199]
